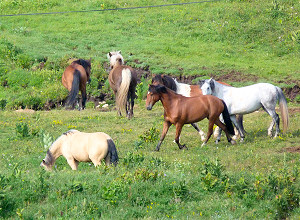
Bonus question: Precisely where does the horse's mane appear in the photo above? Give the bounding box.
[44,149,54,166]
[149,84,168,94]
[63,129,77,136]
[152,75,177,92]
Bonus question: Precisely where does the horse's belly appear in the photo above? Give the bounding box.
[230,101,262,115]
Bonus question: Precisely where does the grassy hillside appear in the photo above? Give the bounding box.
[0,0,300,109]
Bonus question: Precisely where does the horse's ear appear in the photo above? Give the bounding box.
[42,159,46,165]
[118,50,121,54]
[209,79,215,92]
[198,80,205,87]
[157,85,167,93]
[108,52,112,58]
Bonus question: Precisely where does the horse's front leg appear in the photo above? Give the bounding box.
[155,121,171,151]
[66,158,79,170]
[230,115,245,142]
[175,123,188,150]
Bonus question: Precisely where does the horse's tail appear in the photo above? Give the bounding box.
[276,86,289,133]
[107,138,119,166]
[116,68,131,113]
[67,70,80,107]
[221,100,235,135]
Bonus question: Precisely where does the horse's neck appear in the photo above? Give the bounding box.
[160,91,177,113]
[49,137,64,159]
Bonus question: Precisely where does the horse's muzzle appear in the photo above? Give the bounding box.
[146,105,152,110]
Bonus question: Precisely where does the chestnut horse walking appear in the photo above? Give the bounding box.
[62,59,91,110]
[146,84,236,151]
[151,74,245,139]
[107,51,137,118]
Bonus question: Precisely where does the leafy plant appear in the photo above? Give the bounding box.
[15,122,30,137]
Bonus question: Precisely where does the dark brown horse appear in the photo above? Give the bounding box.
[151,74,245,139]
[107,51,137,119]
[62,59,91,110]
[146,84,236,151]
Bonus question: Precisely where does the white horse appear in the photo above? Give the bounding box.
[41,130,118,170]
[200,78,289,141]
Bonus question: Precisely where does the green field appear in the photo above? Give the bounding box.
[0,0,300,219]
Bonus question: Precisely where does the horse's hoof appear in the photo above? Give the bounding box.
[230,140,237,145]
[215,140,220,144]
[154,148,160,152]
[232,135,238,140]
[240,138,244,143]
[201,142,206,147]
[180,145,188,150]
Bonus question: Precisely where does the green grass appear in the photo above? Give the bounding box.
[0,104,300,219]
[0,0,300,109]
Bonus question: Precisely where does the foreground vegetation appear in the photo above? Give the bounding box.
[0,104,300,219]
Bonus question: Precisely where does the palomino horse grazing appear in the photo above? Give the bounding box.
[146,84,236,151]
[41,130,118,170]
[62,59,91,110]
[151,74,245,140]
[107,51,137,119]
[200,78,289,141]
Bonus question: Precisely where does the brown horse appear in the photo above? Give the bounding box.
[62,59,91,110]
[146,84,236,151]
[107,51,137,119]
[151,74,245,139]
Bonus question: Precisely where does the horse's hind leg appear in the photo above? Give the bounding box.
[81,89,87,110]
[191,123,206,141]
[202,120,215,147]
[261,105,280,137]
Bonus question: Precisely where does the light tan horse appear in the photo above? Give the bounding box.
[62,59,91,110]
[41,130,118,170]
[107,51,137,119]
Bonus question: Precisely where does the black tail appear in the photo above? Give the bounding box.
[221,100,235,135]
[67,70,80,107]
[107,139,119,166]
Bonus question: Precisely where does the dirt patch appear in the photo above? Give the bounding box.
[282,85,300,101]
[282,146,300,153]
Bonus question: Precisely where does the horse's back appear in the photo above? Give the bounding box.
[109,65,137,89]
[65,132,109,162]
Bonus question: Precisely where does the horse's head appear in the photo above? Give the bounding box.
[200,78,215,95]
[107,51,124,69]
[146,84,167,110]
[40,150,54,171]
